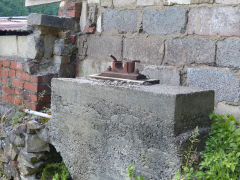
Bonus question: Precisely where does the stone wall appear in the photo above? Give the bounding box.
[74,0,240,118]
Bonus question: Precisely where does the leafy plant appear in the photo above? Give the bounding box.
[11,103,26,127]
[176,113,240,180]
[126,164,147,180]
[40,162,70,180]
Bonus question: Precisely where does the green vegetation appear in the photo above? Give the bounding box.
[0,0,59,17]
[40,162,70,180]
[126,164,147,180]
[176,113,240,180]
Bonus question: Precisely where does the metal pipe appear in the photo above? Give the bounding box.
[19,109,52,119]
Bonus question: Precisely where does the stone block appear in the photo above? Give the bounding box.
[0,36,18,57]
[25,134,49,153]
[101,0,112,7]
[187,7,240,36]
[143,7,187,35]
[113,0,136,8]
[77,57,112,77]
[215,0,240,4]
[123,36,164,65]
[26,32,44,59]
[54,39,74,56]
[142,65,180,86]
[215,102,240,121]
[163,0,213,5]
[187,68,240,102]
[103,9,139,33]
[88,0,100,3]
[86,35,122,60]
[28,13,73,30]
[49,78,214,180]
[165,37,215,65]
[217,38,240,68]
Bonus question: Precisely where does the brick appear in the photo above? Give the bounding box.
[67,10,81,18]
[187,68,239,102]
[9,70,15,77]
[66,2,82,11]
[10,61,23,70]
[16,71,31,81]
[165,37,215,65]
[2,60,9,67]
[1,69,8,76]
[14,97,22,105]
[188,7,240,36]
[15,88,22,95]
[24,101,37,111]
[2,94,7,102]
[87,35,122,60]
[1,78,8,85]
[70,35,77,44]
[217,38,240,68]
[163,0,213,5]
[30,76,39,83]
[7,96,14,104]
[24,83,38,92]
[30,94,38,102]
[11,78,23,87]
[103,9,138,33]
[143,7,187,35]
[215,0,240,4]
[3,87,14,94]
[123,36,164,65]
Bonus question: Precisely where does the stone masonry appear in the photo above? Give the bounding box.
[49,78,214,180]
[74,0,240,117]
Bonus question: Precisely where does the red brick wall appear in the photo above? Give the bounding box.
[58,2,82,18]
[0,60,54,111]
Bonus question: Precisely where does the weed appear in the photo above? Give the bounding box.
[176,113,240,180]
[126,164,147,180]
[40,162,70,180]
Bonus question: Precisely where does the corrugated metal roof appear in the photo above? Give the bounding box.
[0,17,28,32]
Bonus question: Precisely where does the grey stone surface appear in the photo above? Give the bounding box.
[142,65,180,86]
[103,9,138,32]
[123,36,164,65]
[217,38,240,68]
[215,102,240,121]
[28,13,73,30]
[142,7,187,35]
[187,7,240,36]
[54,39,75,56]
[87,35,122,60]
[25,134,49,153]
[165,37,215,65]
[187,68,240,102]
[49,78,214,180]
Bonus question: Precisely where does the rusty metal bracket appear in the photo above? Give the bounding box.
[99,55,147,80]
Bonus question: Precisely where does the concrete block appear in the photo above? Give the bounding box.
[137,0,155,6]
[101,0,112,7]
[215,102,240,120]
[187,7,240,36]
[80,1,88,32]
[163,0,213,5]
[86,35,122,60]
[54,39,75,56]
[49,78,214,180]
[123,36,164,65]
[142,65,180,86]
[25,0,61,7]
[103,9,138,33]
[0,36,18,57]
[187,68,240,102]
[77,57,112,77]
[113,0,136,8]
[215,0,240,4]
[165,37,215,65]
[88,0,100,3]
[143,7,187,35]
[17,36,28,58]
[28,13,73,30]
[217,38,240,68]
